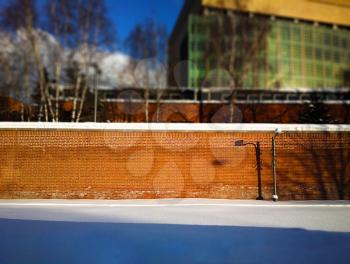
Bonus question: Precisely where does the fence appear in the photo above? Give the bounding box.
[0,123,349,200]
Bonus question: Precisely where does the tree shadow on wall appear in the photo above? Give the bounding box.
[280,132,350,200]
[275,95,350,199]
[0,218,350,264]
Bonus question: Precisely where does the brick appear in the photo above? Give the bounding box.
[0,130,349,200]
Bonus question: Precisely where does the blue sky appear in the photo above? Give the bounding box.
[106,0,184,41]
[2,0,184,49]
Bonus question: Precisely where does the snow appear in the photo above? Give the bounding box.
[0,199,349,264]
[1,122,350,132]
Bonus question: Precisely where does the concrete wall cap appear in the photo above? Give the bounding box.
[0,122,350,132]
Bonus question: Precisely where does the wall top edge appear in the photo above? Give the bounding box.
[0,122,350,132]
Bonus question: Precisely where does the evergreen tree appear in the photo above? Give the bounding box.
[298,93,338,124]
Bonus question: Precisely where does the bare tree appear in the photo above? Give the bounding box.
[126,19,167,122]
[45,0,116,122]
[0,0,56,121]
[0,31,31,107]
[0,0,116,122]
[204,3,271,122]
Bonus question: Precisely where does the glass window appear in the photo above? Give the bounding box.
[303,29,313,42]
[292,45,301,58]
[306,63,314,76]
[281,26,290,41]
[315,48,323,60]
[334,52,340,63]
[325,66,332,76]
[333,35,339,47]
[292,27,301,42]
[293,62,302,75]
[316,64,323,76]
[306,46,313,59]
[324,50,332,61]
[324,33,331,46]
[314,31,323,43]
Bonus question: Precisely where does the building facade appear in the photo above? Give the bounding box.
[168,0,350,89]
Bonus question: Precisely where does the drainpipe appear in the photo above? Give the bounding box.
[272,128,282,201]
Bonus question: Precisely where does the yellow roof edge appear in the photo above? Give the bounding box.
[202,0,350,27]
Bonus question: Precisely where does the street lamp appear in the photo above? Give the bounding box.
[93,65,101,123]
[234,140,264,200]
[271,128,282,202]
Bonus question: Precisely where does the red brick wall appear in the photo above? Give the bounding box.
[0,129,349,200]
[103,102,199,122]
[103,101,350,124]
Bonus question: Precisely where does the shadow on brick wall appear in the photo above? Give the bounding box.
[277,132,350,200]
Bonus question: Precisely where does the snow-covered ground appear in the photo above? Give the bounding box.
[0,199,349,264]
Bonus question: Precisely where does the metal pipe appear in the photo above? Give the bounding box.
[272,135,278,201]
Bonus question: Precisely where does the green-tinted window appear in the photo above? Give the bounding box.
[292,45,301,57]
[325,66,332,76]
[291,27,301,42]
[315,48,323,60]
[324,33,331,46]
[333,35,339,47]
[324,50,332,61]
[305,46,313,59]
[188,14,350,89]
[292,62,302,75]
[304,29,313,43]
[281,26,290,41]
[314,31,323,43]
[334,51,340,63]
[306,63,314,76]
[316,64,323,76]
[342,38,348,49]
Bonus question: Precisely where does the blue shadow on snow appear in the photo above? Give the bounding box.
[0,218,349,264]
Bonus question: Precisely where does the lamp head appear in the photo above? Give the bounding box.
[274,128,282,134]
[234,140,245,146]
